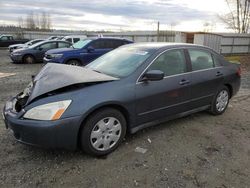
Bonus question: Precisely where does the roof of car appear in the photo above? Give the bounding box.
[124,42,214,51]
[87,37,133,42]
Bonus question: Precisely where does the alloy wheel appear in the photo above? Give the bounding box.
[216,90,229,112]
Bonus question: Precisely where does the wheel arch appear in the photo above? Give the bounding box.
[22,54,36,63]
[224,83,233,98]
[76,103,131,148]
[64,58,81,64]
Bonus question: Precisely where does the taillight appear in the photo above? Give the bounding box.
[236,67,241,76]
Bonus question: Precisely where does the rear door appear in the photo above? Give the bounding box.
[187,48,224,109]
[135,49,192,125]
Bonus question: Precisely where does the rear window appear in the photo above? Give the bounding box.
[58,42,70,48]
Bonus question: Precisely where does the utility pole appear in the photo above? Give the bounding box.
[157,21,160,42]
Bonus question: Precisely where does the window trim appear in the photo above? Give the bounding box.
[136,47,223,84]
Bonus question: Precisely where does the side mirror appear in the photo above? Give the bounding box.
[141,70,164,82]
[38,47,43,51]
[87,46,95,53]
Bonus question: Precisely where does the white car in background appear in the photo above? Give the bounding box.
[62,35,87,43]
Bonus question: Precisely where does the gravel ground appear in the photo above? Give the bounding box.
[0,49,250,188]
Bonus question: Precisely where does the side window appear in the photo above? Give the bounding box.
[39,42,57,50]
[188,49,214,71]
[58,42,70,48]
[91,40,105,49]
[104,40,115,49]
[148,50,187,76]
[213,54,223,67]
[73,38,80,43]
[112,40,124,48]
[66,38,72,43]
[1,36,8,41]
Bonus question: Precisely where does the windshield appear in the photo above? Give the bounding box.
[72,39,92,49]
[86,46,154,78]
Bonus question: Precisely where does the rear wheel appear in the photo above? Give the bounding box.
[23,55,35,64]
[66,59,81,66]
[80,108,127,156]
[210,86,230,115]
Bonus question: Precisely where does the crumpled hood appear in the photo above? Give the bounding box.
[27,63,118,103]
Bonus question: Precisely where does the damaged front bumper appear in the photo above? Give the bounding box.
[3,97,82,150]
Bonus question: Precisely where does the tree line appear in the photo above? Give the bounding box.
[17,12,52,31]
[220,0,250,33]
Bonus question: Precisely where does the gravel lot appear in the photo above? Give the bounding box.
[0,49,250,188]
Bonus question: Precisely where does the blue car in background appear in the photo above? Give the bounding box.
[43,37,133,66]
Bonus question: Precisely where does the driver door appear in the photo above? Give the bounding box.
[135,49,192,125]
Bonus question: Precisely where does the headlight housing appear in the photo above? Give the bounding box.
[51,54,63,58]
[23,100,71,120]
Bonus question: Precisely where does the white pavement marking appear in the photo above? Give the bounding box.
[0,72,16,79]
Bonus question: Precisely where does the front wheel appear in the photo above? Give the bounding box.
[210,86,230,115]
[80,108,127,156]
[23,55,35,64]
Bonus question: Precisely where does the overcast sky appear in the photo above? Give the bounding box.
[0,0,230,32]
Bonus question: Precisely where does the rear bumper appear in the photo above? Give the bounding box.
[3,100,82,150]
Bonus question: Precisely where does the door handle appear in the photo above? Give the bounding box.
[179,79,190,85]
[216,71,223,77]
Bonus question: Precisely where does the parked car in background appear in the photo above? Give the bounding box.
[0,35,29,47]
[3,43,241,156]
[47,36,58,40]
[44,37,133,66]
[10,40,71,64]
[62,35,87,43]
[8,39,44,53]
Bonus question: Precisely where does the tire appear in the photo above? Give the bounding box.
[80,108,127,156]
[210,86,230,115]
[23,55,35,64]
[66,59,81,66]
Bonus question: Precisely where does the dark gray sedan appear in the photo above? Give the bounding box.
[9,40,71,64]
[3,43,241,156]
